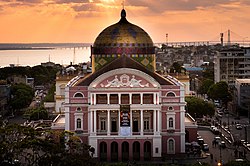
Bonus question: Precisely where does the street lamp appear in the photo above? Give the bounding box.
[218,142,222,166]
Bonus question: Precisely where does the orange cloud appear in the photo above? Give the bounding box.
[0,0,249,43]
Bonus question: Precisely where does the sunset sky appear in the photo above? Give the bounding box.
[0,0,250,43]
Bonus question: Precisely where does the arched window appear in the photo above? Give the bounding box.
[76,118,81,129]
[166,92,175,97]
[168,139,175,154]
[169,118,173,128]
[168,106,173,111]
[74,92,84,98]
[76,107,82,112]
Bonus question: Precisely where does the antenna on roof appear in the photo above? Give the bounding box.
[121,0,125,9]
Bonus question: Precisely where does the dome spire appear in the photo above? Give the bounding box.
[119,0,127,23]
[121,9,126,18]
[121,0,126,18]
[122,0,125,10]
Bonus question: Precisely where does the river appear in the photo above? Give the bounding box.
[0,47,91,67]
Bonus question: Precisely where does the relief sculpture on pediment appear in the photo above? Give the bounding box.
[100,74,149,88]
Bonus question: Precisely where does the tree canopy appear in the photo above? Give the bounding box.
[207,81,232,105]
[0,65,61,86]
[170,62,186,73]
[10,83,34,111]
[185,96,215,118]
[0,124,95,166]
[198,79,214,95]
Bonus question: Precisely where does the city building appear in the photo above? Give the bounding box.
[214,47,250,86]
[234,79,250,112]
[53,9,197,162]
[0,81,11,117]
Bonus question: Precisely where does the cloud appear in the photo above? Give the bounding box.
[125,0,244,12]
[54,0,89,4]
[72,3,98,12]
[16,0,42,3]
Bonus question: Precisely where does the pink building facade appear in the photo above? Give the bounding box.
[63,9,189,161]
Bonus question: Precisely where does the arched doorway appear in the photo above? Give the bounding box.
[111,142,118,162]
[122,141,129,161]
[144,141,151,161]
[100,142,107,161]
[133,141,140,161]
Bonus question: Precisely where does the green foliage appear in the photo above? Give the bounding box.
[201,62,214,80]
[29,107,48,120]
[207,81,232,105]
[185,96,215,118]
[198,79,214,95]
[0,124,95,166]
[170,62,186,73]
[30,65,59,85]
[0,66,31,80]
[10,83,34,111]
[0,65,61,86]
[43,84,55,102]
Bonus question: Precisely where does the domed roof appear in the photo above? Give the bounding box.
[93,9,153,47]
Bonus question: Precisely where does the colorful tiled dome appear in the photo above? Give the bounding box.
[91,9,155,72]
[93,9,153,48]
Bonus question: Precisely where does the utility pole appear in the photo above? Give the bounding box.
[166,33,168,45]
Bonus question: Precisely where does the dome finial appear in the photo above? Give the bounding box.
[122,0,125,10]
[121,9,126,18]
[121,0,126,18]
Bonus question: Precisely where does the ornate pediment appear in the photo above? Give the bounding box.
[89,68,160,89]
[100,74,149,88]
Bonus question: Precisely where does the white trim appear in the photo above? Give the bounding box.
[75,116,83,130]
[167,115,175,129]
[166,91,176,97]
[88,68,161,90]
[73,92,84,98]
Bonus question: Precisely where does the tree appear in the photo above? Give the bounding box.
[185,96,215,118]
[10,83,34,111]
[29,107,48,120]
[207,81,232,107]
[0,124,95,166]
[198,79,214,95]
[170,62,186,74]
[201,62,214,81]
[43,84,55,102]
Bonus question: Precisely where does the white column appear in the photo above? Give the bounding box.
[91,94,93,105]
[140,93,143,104]
[157,110,160,135]
[107,93,110,105]
[140,110,143,135]
[94,110,97,135]
[94,94,96,105]
[118,93,121,104]
[118,110,120,135]
[154,93,156,104]
[90,110,93,135]
[107,110,110,135]
[130,109,133,135]
[153,110,156,135]
[157,93,160,104]
[129,93,132,105]
[65,107,70,131]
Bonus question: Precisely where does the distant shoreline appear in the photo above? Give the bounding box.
[0,47,55,50]
[0,43,92,50]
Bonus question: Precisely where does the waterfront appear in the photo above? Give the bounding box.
[0,47,91,67]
